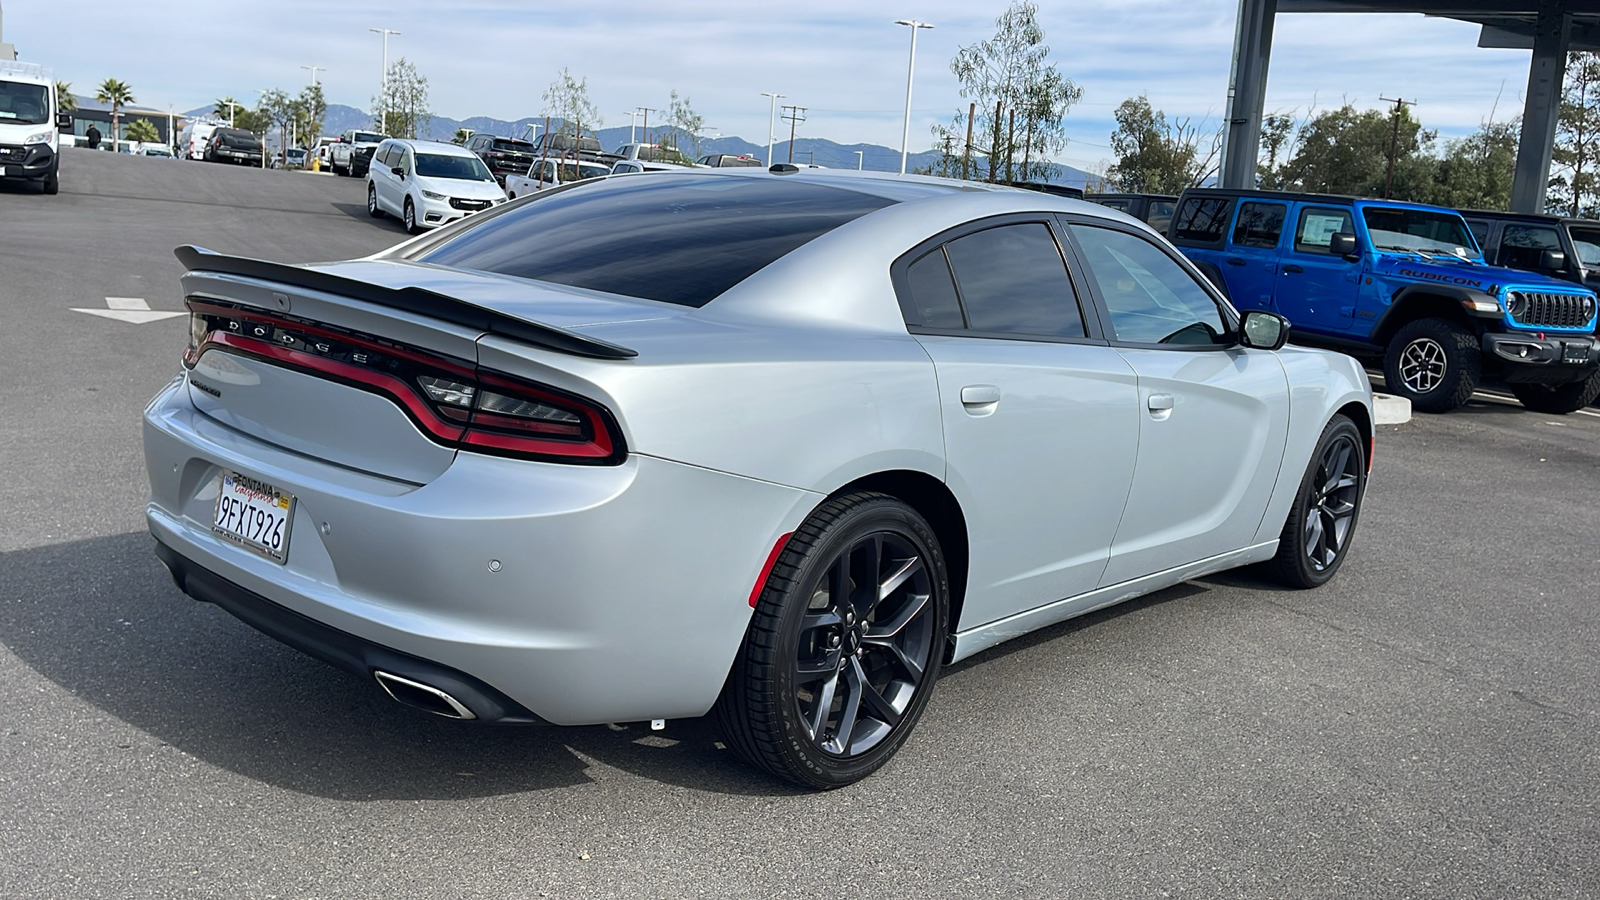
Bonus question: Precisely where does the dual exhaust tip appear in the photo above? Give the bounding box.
[373,670,478,720]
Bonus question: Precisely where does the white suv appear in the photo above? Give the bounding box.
[366,139,507,233]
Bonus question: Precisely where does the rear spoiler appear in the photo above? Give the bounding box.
[174,245,637,360]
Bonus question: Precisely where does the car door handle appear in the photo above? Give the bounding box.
[960,385,1001,406]
[1283,264,1304,274]
[1226,257,1247,266]
[1147,393,1174,412]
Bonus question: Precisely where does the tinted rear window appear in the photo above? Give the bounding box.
[1173,197,1233,243]
[492,139,534,152]
[417,177,895,307]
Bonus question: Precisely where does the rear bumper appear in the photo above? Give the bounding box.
[1484,332,1599,383]
[143,377,818,725]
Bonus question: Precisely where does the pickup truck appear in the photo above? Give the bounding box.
[327,129,387,177]
[613,142,697,166]
[1170,188,1600,413]
[503,155,613,198]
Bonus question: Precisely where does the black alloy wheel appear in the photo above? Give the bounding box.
[1509,369,1600,414]
[367,183,384,218]
[716,492,948,789]
[1382,317,1481,413]
[1262,414,1366,588]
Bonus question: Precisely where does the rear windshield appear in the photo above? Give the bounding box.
[353,132,385,143]
[417,177,895,307]
[216,130,260,148]
[492,139,534,152]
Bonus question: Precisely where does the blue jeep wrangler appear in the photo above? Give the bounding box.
[1169,189,1600,413]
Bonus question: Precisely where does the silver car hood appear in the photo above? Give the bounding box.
[303,259,690,332]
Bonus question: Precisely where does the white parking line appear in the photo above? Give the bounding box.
[72,297,184,324]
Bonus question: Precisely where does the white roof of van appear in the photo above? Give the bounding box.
[0,61,52,84]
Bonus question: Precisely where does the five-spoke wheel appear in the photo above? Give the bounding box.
[1263,414,1367,588]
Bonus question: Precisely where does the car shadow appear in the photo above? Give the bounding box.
[0,532,796,800]
[0,178,48,195]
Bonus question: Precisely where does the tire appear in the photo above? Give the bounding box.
[1260,415,1366,589]
[403,198,420,234]
[367,183,384,219]
[715,492,949,789]
[1382,317,1481,413]
[1509,369,1600,414]
[42,162,59,195]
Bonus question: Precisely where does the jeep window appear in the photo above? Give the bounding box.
[1497,224,1562,269]
[1232,202,1287,249]
[1464,218,1490,248]
[1294,208,1355,255]
[415,153,496,182]
[1073,225,1228,346]
[1362,207,1478,258]
[1095,199,1132,213]
[942,223,1086,338]
[0,82,50,125]
[1568,226,1600,267]
[1173,197,1233,244]
[1147,200,1176,234]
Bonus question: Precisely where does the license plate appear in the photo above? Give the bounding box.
[212,472,295,562]
[0,166,9,177]
[1562,344,1590,364]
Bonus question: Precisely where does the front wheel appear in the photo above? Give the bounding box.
[367,183,384,218]
[403,197,420,234]
[716,492,948,789]
[1382,318,1481,413]
[1509,370,1600,413]
[1260,414,1367,589]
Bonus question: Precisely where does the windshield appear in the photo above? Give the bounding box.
[0,81,50,125]
[415,153,495,181]
[1362,207,1480,259]
[1568,227,1600,267]
[353,132,385,143]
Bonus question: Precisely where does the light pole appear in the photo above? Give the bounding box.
[895,19,934,175]
[623,110,640,145]
[300,65,324,86]
[370,28,400,132]
[855,150,864,170]
[760,91,783,167]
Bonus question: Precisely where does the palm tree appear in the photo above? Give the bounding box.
[213,97,240,126]
[451,128,472,145]
[96,78,134,149]
[56,81,77,113]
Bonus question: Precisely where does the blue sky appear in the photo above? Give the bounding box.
[7,0,1540,169]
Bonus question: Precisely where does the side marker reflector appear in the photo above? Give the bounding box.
[749,533,794,608]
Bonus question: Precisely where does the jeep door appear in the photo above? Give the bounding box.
[1277,204,1361,334]
[1065,220,1290,585]
[1220,200,1288,312]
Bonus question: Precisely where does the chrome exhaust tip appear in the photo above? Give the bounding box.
[373,671,478,720]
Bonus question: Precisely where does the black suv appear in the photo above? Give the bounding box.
[1458,210,1600,291]
[466,133,538,184]
[1086,193,1178,234]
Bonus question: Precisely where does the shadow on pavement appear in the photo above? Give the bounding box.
[0,532,793,800]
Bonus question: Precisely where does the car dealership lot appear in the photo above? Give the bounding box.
[2,149,1597,898]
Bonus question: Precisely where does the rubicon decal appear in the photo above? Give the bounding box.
[1396,268,1484,287]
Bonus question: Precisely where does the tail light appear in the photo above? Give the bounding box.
[184,300,624,464]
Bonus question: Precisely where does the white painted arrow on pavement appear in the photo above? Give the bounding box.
[72,297,185,324]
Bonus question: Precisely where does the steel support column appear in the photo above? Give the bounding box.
[1221,0,1278,189]
[1510,1,1571,213]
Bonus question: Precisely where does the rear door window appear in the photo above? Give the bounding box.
[941,223,1086,338]
[1173,197,1234,244]
[1231,202,1287,249]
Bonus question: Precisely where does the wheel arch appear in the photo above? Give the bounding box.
[831,469,969,656]
[1372,288,1483,345]
[1337,400,1373,470]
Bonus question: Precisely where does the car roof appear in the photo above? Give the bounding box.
[1459,208,1598,227]
[1180,187,1460,213]
[389,139,478,157]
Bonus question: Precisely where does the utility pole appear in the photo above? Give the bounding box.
[781,105,806,164]
[963,101,975,181]
[1380,96,1416,200]
[300,65,323,86]
[370,28,400,133]
[637,106,657,148]
[760,91,784,166]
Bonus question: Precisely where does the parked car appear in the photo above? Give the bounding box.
[1086,193,1178,233]
[465,133,539,184]
[203,128,263,166]
[613,142,697,166]
[504,156,611,197]
[271,147,307,170]
[365,138,507,233]
[328,129,387,177]
[609,159,693,175]
[1005,181,1085,200]
[1458,209,1600,291]
[177,119,227,161]
[141,145,176,159]
[307,136,339,170]
[697,153,764,168]
[1170,188,1600,413]
[147,170,1373,789]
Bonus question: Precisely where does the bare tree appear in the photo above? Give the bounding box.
[667,90,704,158]
[376,58,431,139]
[543,68,601,141]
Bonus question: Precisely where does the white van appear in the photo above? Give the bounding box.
[177,119,228,161]
[0,60,68,194]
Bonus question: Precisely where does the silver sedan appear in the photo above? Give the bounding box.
[143,169,1373,788]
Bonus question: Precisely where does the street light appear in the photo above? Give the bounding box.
[370,28,401,132]
[301,65,324,86]
[760,91,783,167]
[894,19,934,175]
[622,110,641,145]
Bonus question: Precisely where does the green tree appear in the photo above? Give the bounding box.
[56,80,76,112]
[949,1,1081,182]
[542,67,601,140]
[451,128,473,145]
[96,78,134,146]
[667,90,704,158]
[234,105,271,136]
[1257,112,1298,189]
[1106,94,1219,192]
[124,118,159,144]
[1552,52,1600,216]
[1433,120,1519,211]
[213,96,242,125]
[376,58,430,139]
[259,89,296,163]
[296,83,327,144]
[1279,102,1438,202]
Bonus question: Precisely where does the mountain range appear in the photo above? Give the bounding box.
[181,102,1095,188]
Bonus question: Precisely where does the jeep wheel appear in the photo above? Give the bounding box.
[1509,370,1600,414]
[1383,318,1481,413]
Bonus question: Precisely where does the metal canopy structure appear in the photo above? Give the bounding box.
[1221,1,1600,212]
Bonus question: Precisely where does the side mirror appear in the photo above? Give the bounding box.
[1239,310,1291,351]
[1541,248,1567,270]
[393,167,405,179]
[56,112,73,131]
[1330,232,1358,257]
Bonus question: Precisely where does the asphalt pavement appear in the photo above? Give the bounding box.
[1,148,1597,899]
